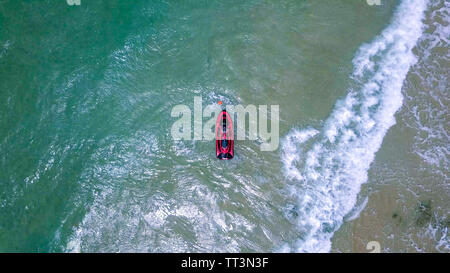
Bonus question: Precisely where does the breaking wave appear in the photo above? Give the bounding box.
[280,0,429,252]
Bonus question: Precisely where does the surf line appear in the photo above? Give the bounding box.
[170,96,280,151]
[181,257,215,271]
[279,0,429,252]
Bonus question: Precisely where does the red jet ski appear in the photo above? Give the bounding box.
[216,110,234,160]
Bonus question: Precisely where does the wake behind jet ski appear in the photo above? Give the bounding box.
[216,109,234,160]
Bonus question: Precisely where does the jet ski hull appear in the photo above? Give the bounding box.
[216,110,234,160]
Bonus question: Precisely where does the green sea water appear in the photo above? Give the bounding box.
[0,0,447,252]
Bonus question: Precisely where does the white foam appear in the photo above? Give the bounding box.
[281,0,429,252]
[345,196,369,222]
[0,40,11,59]
[281,128,319,181]
[403,0,449,173]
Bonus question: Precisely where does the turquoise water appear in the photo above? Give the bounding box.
[0,0,448,252]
